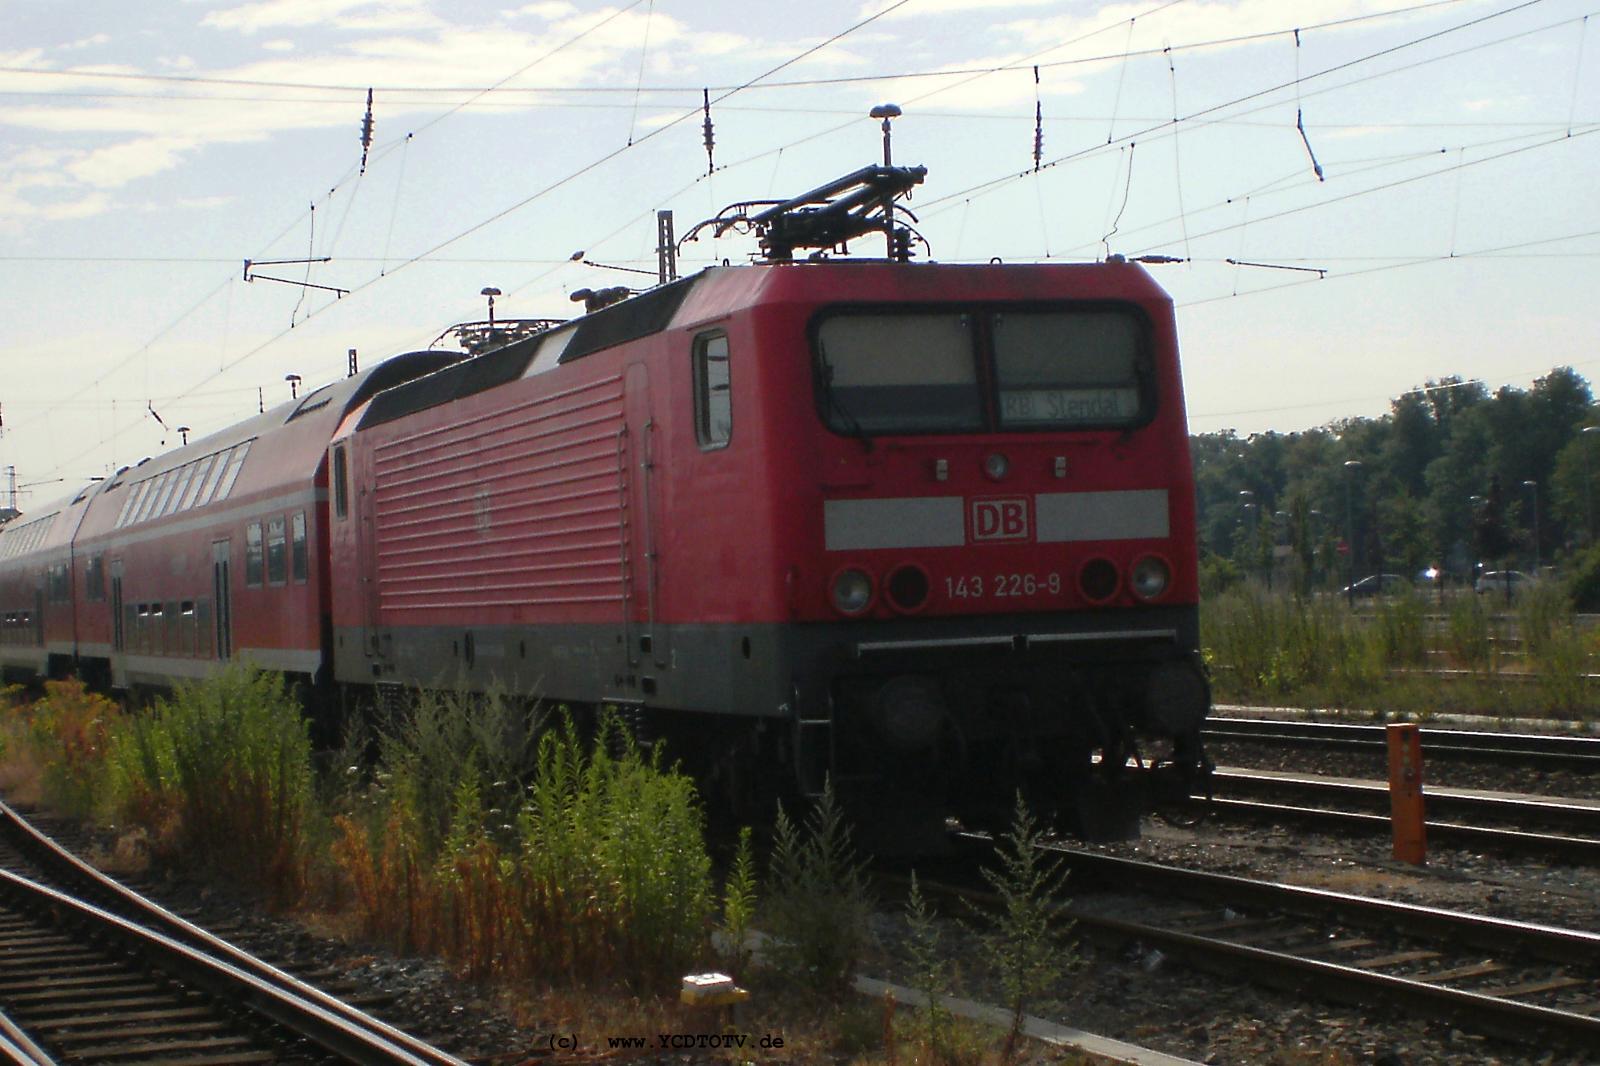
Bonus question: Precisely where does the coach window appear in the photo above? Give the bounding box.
[333,446,350,519]
[245,522,264,587]
[693,331,732,449]
[291,511,308,582]
[215,441,252,502]
[85,554,105,601]
[266,515,287,585]
[197,447,231,504]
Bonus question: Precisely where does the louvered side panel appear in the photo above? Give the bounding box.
[371,373,628,617]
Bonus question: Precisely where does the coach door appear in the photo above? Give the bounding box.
[110,559,124,653]
[212,540,232,660]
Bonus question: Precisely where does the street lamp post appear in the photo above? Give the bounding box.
[1343,460,1363,605]
[1583,426,1600,545]
[1522,479,1539,573]
[1238,490,1257,584]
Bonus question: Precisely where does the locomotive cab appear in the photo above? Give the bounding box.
[741,259,1211,839]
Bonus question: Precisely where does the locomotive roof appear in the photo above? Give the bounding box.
[358,274,698,431]
[354,258,1169,433]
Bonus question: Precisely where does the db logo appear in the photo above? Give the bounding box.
[970,497,1030,542]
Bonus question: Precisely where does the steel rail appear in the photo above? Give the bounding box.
[1202,794,1600,862]
[1203,716,1600,768]
[945,836,1600,1051]
[0,798,466,1066]
[0,1010,55,1066]
[1072,911,1600,1050]
[950,837,1600,966]
[0,865,436,1065]
[1209,768,1600,833]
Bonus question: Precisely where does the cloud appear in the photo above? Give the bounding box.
[67,136,199,188]
[510,1,578,19]
[858,0,1057,17]
[59,34,112,52]
[262,39,297,51]
[202,0,437,34]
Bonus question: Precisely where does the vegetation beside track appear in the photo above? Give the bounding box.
[1203,582,1600,721]
[0,671,1106,1066]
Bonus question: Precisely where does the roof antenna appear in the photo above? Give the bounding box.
[870,103,902,259]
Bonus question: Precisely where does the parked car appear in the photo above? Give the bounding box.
[1475,570,1536,597]
[1341,573,1411,598]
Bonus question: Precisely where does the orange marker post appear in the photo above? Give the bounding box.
[1386,722,1427,865]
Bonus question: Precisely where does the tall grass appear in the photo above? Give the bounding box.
[1445,593,1495,671]
[336,701,714,985]
[103,666,315,903]
[1207,587,1598,719]
[1202,587,1384,703]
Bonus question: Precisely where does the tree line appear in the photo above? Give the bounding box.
[1193,367,1600,596]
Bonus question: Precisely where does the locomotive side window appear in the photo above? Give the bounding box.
[291,511,308,582]
[266,516,287,585]
[815,314,982,434]
[693,332,732,448]
[245,522,264,587]
[333,446,349,519]
[992,310,1147,429]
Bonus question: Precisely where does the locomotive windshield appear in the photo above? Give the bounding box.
[814,306,1149,436]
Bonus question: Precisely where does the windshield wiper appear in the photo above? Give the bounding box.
[817,348,874,451]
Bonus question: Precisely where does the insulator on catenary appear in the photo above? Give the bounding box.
[359,88,375,174]
[701,88,715,176]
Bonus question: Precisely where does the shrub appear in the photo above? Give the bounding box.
[1516,580,1573,661]
[718,826,759,973]
[1373,594,1428,666]
[104,666,314,903]
[972,793,1074,1063]
[764,779,873,994]
[904,871,955,1060]
[24,679,118,816]
[338,704,714,986]
[1564,542,1600,611]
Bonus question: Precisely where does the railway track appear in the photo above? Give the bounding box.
[1201,767,1600,862]
[938,836,1600,1054]
[1203,715,1600,769]
[0,798,465,1065]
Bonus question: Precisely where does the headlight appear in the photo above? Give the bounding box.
[1131,556,1171,600]
[831,568,874,615]
[983,452,1010,480]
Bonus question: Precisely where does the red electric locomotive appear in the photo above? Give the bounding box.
[326,166,1211,834]
[0,164,1210,836]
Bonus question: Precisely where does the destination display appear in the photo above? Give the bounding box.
[998,386,1138,425]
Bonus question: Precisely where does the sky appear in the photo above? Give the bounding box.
[2,0,1597,507]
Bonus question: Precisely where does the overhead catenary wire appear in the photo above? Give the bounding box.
[915,0,1561,216]
[0,0,1472,97]
[8,0,1597,481]
[41,0,918,473]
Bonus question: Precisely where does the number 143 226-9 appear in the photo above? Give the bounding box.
[945,572,1062,599]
